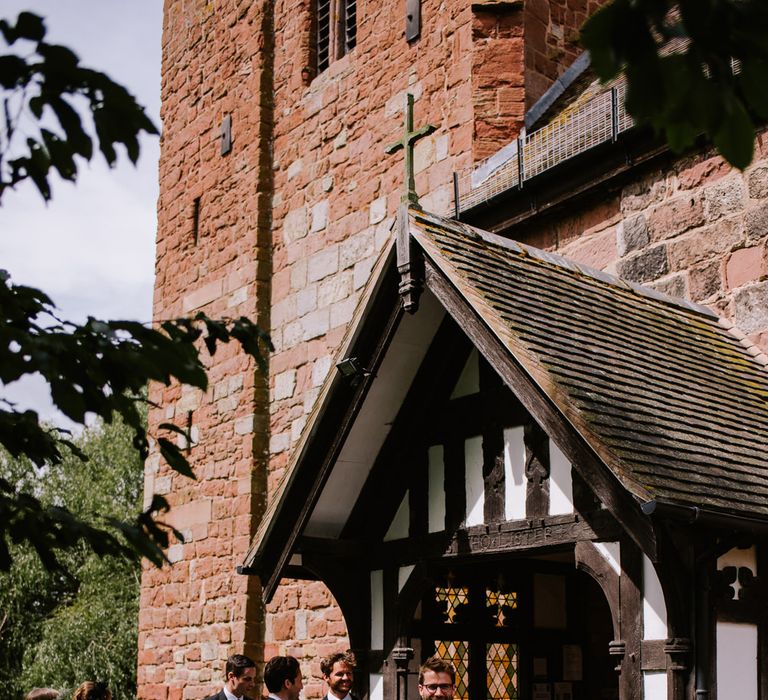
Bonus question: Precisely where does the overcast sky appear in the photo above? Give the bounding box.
[1,1,162,421]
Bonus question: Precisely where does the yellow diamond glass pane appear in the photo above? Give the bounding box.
[486,589,517,627]
[435,586,470,624]
[486,642,518,700]
[435,640,469,700]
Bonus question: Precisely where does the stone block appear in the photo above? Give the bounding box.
[617,214,649,256]
[620,173,668,213]
[287,158,303,180]
[745,201,768,245]
[330,296,358,328]
[731,281,768,334]
[560,227,616,270]
[296,285,318,316]
[647,194,704,241]
[308,247,339,282]
[704,175,745,221]
[318,273,352,306]
[234,414,254,435]
[312,355,333,387]
[333,129,347,149]
[353,256,376,290]
[310,200,329,232]
[291,416,306,442]
[615,245,669,283]
[302,308,330,340]
[747,164,768,199]
[183,279,223,313]
[283,206,308,244]
[667,218,744,270]
[648,273,687,300]
[726,246,765,290]
[290,259,308,290]
[414,136,435,174]
[369,197,387,225]
[274,369,297,400]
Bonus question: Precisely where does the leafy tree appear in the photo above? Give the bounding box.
[0,416,145,700]
[0,11,272,572]
[581,0,768,170]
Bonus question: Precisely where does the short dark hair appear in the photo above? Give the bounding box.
[321,650,356,677]
[25,690,60,700]
[264,655,301,693]
[418,655,456,685]
[226,654,257,679]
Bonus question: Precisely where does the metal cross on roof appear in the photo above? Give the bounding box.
[385,93,436,207]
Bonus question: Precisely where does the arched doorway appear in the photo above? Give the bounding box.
[409,553,617,700]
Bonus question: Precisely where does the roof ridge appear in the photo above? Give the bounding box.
[718,317,768,367]
[413,208,718,320]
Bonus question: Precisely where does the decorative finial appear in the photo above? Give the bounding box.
[385,93,437,208]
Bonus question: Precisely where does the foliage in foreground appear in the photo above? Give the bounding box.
[0,417,143,700]
[581,0,768,170]
[0,11,272,573]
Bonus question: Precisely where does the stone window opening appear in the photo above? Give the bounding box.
[316,0,357,74]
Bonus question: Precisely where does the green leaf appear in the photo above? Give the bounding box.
[157,438,196,479]
[740,58,768,120]
[713,92,755,171]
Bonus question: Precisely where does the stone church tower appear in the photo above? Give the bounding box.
[139,1,768,699]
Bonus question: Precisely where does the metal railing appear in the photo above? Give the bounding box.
[454,81,633,215]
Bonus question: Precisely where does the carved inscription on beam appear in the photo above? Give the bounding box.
[445,514,615,556]
[375,511,621,566]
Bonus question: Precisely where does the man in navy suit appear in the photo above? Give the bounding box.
[203,653,257,700]
[320,651,356,700]
[265,655,304,700]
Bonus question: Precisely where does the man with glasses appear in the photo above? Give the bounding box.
[418,656,456,700]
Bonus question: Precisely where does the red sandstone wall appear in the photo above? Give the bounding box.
[472,4,525,160]
[524,0,606,109]
[146,0,768,697]
[265,0,478,694]
[140,1,273,698]
[516,137,768,350]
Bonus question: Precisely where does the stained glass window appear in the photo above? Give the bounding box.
[486,589,517,627]
[486,643,519,700]
[428,579,520,700]
[435,640,470,700]
[435,586,470,624]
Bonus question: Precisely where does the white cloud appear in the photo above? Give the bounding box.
[1,0,162,421]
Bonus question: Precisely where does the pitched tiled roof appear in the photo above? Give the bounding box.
[410,208,768,518]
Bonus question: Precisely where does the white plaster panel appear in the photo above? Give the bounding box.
[643,671,667,700]
[370,674,384,700]
[398,565,415,592]
[503,426,526,520]
[370,570,384,650]
[465,435,484,526]
[428,445,445,533]
[548,439,573,515]
[450,349,479,398]
[384,492,409,541]
[716,622,758,700]
[306,292,444,537]
[594,541,621,576]
[643,555,668,640]
[717,545,757,574]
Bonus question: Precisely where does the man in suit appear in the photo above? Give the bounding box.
[417,656,456,700]
[265,655,304,700]
[204,653,257,700]
[320,651,356,700]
